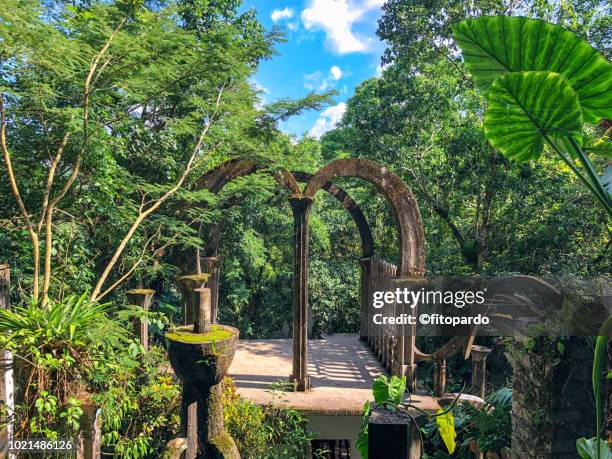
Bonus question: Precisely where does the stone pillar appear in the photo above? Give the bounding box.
[402,277,426,392]
[194,288,211,334]
[359,257,373,343]
[167,326,240,459]
[201,257,220,323]
[77,405,101,459]
[126,289,155,351]
[0,265,13,457]
[179,274,210,326]
[368,406,421,459]
[433,358,447,397]
[289,196,313,392]
[470,345,491,399]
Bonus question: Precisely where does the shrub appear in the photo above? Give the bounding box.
[93,347,181,459]
[0,294,125,438]
[222,377,314,458]
[0,294,181,458]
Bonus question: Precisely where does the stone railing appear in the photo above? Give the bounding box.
[359,256,490,396]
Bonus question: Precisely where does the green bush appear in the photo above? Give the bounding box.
[93,347,181,459]
[0,294,181,458]
[222,377,314,458]
[422,387,512,458]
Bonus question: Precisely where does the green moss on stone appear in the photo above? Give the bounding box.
[126,288,156,295]
[210,431,240,459]
[166,325,234,343]
[180,273,210,283]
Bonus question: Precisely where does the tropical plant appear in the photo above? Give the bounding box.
[0,294,127,438]
[453,16,612,218]
[372,374,407,407]
[93,347,181,459]
[576,317,612,459]
[356,375,461,459]
[462,387,512,454]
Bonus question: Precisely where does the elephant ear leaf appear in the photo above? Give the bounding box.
[602,165,612,196]
[452,16,612,124]
[484,71,582,162]
[575,437,611,459]
[436,409,457,454]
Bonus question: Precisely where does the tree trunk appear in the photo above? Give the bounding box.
[506,338,560,458]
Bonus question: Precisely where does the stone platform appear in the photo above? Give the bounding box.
[228,333,440,416]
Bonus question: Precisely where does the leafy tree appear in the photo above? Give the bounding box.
[320,0,611,275]
[0,0,330,305]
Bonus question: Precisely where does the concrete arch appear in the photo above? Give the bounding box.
[196,165,374,258]
[197,168,375,328]
[292,171,374,258]
[303,158,425,278]
[182,160,377,332]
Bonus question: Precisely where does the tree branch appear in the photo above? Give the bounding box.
[41,18,126,303]
[0,94,41,299]
[89,84,226,302]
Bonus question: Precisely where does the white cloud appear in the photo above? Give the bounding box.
[375,62,390,77]
[271,7,293,22]
[330,65,342,80]
[310,102,346,138]
[251,80,269,110]
[287,22,299,31]
[304,66,344,91]
[301,0,382,54]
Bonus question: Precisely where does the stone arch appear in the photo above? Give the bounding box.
[292,171,374,258]
[196,169,376,342]
[303,158,425,278]
[178,160,377,341]
[202,171,374,260]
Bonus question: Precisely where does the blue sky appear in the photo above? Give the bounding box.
[240,0,387,139]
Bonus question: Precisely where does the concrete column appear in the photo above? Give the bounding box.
[194,288,211,334]
[359,258,373,344]
[368,407,421,459]
[289,195,313,392]
[470,345,491,399]
[178,274,210,326]
[126,289,155,351]
[433,358,447,397]
[77,405,101,459]
[201,257,220,323]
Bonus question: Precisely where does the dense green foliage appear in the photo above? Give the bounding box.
[422,387,512,458]
[0,295,180,457]
[222,377,314,458]
[0,0,610,456]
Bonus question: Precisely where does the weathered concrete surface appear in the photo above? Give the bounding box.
[228,334,440,415]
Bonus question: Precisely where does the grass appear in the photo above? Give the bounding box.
[166,324,235,343]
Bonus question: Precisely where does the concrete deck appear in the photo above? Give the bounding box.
[228,333,440,415]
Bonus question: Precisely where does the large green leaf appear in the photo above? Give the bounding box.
[484,71,582,162]
[576,437,611,459]
[372,375,406,406]
[435,409,457,454]
[453,16,612,124]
